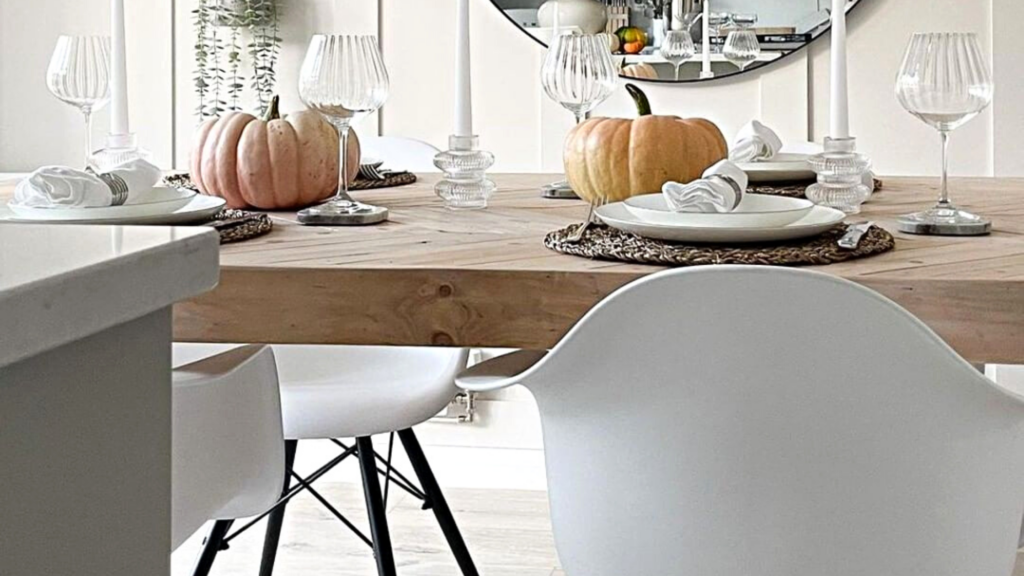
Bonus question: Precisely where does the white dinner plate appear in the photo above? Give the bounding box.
[737,153,816,183]
[623,193,815,228]
[596,202,846,243]
[8,186,198,221]
[2,194,226,225]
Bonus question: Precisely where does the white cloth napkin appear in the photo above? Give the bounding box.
[662,160,749,214]
[11,158,162,208]
[729,120,784,163]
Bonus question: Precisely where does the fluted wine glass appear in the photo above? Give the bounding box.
[660,30,696,81]
[723,29,760,71]
[895,32,994,235]
[46,36,111,166]
[298,34,390,225]
[541,33,618,200]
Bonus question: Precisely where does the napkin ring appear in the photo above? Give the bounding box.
[708,174,744,211]
[91,170,130,206]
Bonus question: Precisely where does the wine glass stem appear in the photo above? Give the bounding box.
[335,125,355,204]
[83,109,93,167]
[938,130,951,208]
[674,64,680,81]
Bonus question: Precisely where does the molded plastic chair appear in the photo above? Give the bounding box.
[457,266,1024,576]
[172,345,284,552]
[361,136,440,172]
[174,344,476,576]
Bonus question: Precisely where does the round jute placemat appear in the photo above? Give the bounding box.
[545,223,894,267]
[164,171,416,194]
[206,209,273,244]
[750,178,883,198]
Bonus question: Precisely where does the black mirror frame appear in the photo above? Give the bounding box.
[488,0,866,84]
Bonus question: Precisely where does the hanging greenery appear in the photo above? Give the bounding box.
[193,0,280,119]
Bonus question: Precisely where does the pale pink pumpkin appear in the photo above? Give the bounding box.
[190,96,360,210]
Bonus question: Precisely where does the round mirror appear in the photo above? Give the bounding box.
[492,0,863,83]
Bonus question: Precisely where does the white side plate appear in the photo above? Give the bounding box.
[3,194,226,225]
[596,202,846,243]
[737,153,815,183]
[624,193,815,228]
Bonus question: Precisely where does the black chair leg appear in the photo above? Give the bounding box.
[357,436,398,576]
[258,439,299,576]
[397,428,480,576]
[191,519,233,576]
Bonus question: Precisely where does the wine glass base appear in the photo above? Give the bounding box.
[297,201,389,226]
[541,181,579,200]
[897,207,991,236]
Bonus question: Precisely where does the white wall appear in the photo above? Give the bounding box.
[0,0,173,171]
[4,0,1020,177]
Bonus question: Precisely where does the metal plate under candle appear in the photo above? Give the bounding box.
[297,203,389,226]
[542,182,580,200]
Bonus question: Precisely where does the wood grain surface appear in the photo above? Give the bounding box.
[7,174,1024,362]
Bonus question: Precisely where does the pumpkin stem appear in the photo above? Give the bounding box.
[625,83,652,117]
[263,95,281,122]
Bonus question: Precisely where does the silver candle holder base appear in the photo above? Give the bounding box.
[90,133,151,172]
[805,136,872,215]
[434,135,495,210]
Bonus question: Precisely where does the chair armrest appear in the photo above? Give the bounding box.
[456,349,547,392]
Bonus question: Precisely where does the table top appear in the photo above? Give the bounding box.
[5,173,1024,363]
[174,173,1024,363]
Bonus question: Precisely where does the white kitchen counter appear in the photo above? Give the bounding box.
[0,224,219,367]
[0,223,220,576]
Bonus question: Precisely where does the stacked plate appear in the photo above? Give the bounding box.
[736,152,816,184]
[4,185,226,225]
[596,193,845,243]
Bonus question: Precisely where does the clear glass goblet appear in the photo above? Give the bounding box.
[895,32,994,235]
[723,29,760,71]
[46,35,111,167]
[298,34,390,225]
[540,33,618,199]
[660,30,696,81]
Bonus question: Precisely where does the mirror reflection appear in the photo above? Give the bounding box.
[492,0,862,82]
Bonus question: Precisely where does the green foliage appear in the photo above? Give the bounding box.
[193,0,279,120]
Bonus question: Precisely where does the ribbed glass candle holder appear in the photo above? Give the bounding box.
[805,136,872,215]
[434,135,496,210]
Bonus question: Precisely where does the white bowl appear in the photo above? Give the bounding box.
[623,193,815,229]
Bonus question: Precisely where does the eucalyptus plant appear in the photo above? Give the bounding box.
[194,0,280,119]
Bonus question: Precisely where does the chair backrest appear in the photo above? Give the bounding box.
[518,266,1024,576]
[171,345,284,551]
[360,136,440,173]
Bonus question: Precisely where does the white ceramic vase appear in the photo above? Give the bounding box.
[538,0,609,35]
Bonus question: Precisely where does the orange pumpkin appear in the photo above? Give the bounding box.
[564,84,728,204]
[621,63,659,80]
[190,95,360,210]
[614,26,648,54]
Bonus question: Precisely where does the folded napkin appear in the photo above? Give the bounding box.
[729,120,784,163]
[11,158,162,208]
[662,160,749,213]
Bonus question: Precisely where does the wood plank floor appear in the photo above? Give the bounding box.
[172,482,1022,576]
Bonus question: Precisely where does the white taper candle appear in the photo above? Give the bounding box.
[111,0,130,136]
[455,0,473,137]
[701,0,712,77]
[829,0,850,139]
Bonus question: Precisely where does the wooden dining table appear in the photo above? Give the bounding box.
[5,174,1023,363]
[161,173,1024,365]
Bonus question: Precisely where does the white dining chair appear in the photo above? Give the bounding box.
[172,345,284,558]
[175,344,476,576]
[360,136,440,172]
[456,266,1024,576]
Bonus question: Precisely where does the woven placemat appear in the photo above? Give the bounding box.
[206,209,273,244]
[349,171,417,190]
[165,171,416,194]
[545,223,894,266]
[751,178,884,198]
